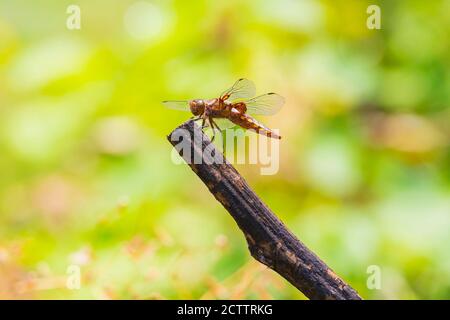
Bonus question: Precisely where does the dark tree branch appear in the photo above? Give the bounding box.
[167,120,362,300]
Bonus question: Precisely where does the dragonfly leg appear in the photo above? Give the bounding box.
[210,119,222,133]
[210,119,225,151]
[201,118,206,129]
[207,117,216,142]
[210,123,216,142]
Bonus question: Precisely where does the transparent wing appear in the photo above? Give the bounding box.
[220,78,256,101]
[162,100,190,111]
[201,118,236,132]
[212,118,238,130]
[245,93,284,115]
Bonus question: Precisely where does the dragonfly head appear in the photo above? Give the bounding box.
[189,99,205,116]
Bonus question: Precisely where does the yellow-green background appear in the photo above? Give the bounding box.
[0,0,449,299]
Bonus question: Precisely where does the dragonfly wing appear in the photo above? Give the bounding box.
[245,93,284,116]
[220,78,256,101]
[162,100,191,111]
[212,118,238,130]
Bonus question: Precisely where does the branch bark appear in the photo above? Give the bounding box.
[167,120,362,300]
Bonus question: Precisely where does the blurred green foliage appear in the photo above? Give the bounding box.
[0,0,449,299]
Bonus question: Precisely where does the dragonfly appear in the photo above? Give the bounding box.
[162,78,285,141]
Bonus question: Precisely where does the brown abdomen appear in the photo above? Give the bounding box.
[229,111,281,139]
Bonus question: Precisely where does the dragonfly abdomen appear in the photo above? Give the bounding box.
[229,112,281,139]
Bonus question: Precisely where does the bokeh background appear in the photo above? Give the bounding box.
[0,0,449,299]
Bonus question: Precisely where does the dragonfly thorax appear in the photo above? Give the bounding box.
[232,102,247,114]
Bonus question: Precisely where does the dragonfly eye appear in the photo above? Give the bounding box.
[189,99,205,116]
